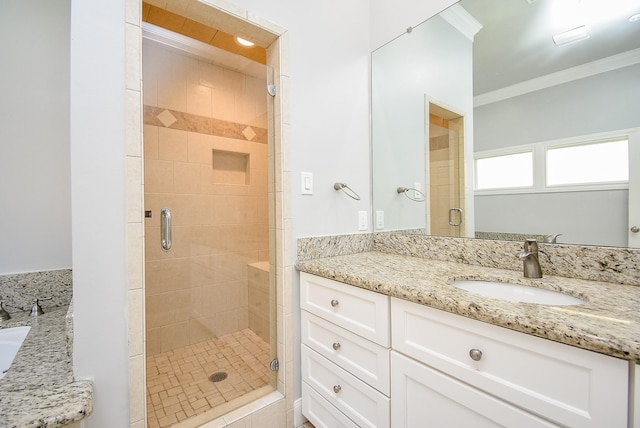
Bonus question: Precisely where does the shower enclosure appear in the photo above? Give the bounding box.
[141,10,276,427]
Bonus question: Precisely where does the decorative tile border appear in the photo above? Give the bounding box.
[0,269,73,313]
[144,105,267,143]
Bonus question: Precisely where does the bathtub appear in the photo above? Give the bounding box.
[0,326,31,379]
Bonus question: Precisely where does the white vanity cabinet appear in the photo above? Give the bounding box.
[300,272,391,428]
[391,297,629,428]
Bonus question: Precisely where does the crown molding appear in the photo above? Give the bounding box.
[474,48,640,107]
[440,4,483,41]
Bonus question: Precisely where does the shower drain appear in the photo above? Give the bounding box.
[208,372,228,383]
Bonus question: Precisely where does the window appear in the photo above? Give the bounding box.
[475,151,533,190]
[474,133,630,195]
[546,139,629,186]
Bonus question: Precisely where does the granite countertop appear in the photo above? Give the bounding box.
[0,306,93,427]
[296,251,640,361]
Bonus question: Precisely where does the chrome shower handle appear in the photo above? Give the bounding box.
[161,207,172,251]
[449,208,463,226]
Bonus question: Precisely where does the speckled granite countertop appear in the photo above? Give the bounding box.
[0,306,92,427]
[297,251,640,361]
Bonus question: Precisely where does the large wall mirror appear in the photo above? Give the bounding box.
[372,0,640,248]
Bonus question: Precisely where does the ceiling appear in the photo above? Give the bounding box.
[459,0,640,95]
[142,2,267,65]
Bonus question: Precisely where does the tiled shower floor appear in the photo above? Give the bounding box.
[146,329,271,428]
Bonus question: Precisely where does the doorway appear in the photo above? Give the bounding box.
[141,6,278,426]
[426,101,466,237]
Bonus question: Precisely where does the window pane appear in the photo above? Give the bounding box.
[475,152,533,190]
[546,140,629,186]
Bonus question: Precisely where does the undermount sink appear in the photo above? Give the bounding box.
[452,280,584,306]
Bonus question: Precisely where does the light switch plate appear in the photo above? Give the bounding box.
[301,172,313,195]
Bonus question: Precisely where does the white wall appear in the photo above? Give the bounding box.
[70,0,130,427]
[0,0,71,274]
[227,0,373,405]
[474,65,640,247]
[474,65,640,151]
[370,0,457,50]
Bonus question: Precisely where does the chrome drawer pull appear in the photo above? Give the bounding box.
[469,348,483,361]
[330,299,339,307]
[333,385,342,394]
[332,342,341,350]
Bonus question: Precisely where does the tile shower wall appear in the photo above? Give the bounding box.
[143,41,269,356]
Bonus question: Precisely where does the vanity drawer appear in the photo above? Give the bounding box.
[391,297,628,428]
[302,345,390,428]
[300,272,390,346]
[302,382,359,428]
[301,311,390,394]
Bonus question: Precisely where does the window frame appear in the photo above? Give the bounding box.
[474,131,631,196]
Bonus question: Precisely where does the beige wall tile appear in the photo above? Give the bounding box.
[157,71,187,112]
[187,82,213,117]
[144,159,174,193]
[127,156,143,223]
[128,289,144,357]
[174,162,202,194]
[158,127,188,161]
[160,321,190,352]
[127,222,144,291]
[187,131,215,164]
[144,125,159,159]
[129,354,145,423]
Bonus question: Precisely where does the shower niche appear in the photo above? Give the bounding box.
[212,149,250,185]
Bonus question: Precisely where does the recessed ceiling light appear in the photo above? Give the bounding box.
[552,25,590,46]
[629,13,640,22]
[236,37,255,47]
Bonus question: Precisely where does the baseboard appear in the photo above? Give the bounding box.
[293,397,306,427]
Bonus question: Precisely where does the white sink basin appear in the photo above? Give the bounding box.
[452,280,584,306]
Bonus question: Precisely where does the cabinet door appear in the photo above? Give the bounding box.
[392,297,629,428]
[391,351,558,428]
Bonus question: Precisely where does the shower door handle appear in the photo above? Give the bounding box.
[449,208,463,226]
[161,207,172,251]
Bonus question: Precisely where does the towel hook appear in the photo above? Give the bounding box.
[397,186,425,202]
[334,183,361,201]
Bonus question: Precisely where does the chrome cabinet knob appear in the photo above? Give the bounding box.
[330,299,339,307]
[631,226,639,233]
[332,342,341,350]
[469,348,483,361]
[333,385,342,393]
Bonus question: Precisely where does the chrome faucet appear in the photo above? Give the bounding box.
[517,239,542,278]
[29,297,52,317]
[0,302,10,321]
[543,233,562,244]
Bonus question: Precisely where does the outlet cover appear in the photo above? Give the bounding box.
[358,211,368,231]
[375,211,384,229]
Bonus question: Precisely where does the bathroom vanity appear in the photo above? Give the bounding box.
[0,304,92,427]
[297,240,640,428]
